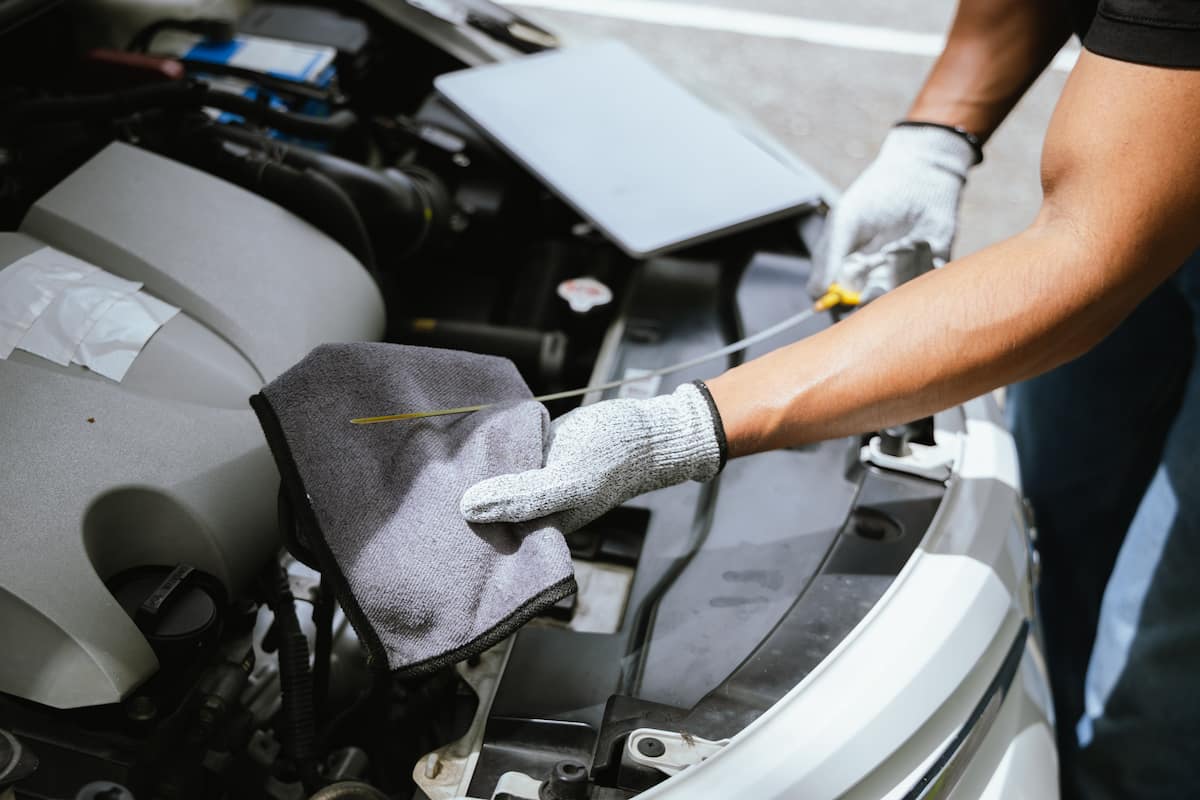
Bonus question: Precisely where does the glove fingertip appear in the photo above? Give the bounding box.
[462,500,526,524]
[460,479,524,524]
[461,470,583,525]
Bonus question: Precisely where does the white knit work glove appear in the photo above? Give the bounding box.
[808,124,979,302]
[461,382,726,534]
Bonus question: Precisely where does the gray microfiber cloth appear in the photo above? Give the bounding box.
[250,343,576,677]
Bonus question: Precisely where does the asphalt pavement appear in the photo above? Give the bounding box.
[511,0,1074,259]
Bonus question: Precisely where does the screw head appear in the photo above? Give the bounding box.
[636,737,666,758]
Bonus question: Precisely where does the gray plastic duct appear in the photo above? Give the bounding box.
[0,143,384,708]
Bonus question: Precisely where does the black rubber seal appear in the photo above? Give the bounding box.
[894,120,984,166]
[692,380,729,472]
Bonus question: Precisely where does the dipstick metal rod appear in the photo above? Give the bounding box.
[350,285,858,424]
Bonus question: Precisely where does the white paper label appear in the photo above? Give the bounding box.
[73,291,179,381]
[0,245,180,382]
[0,247,98,357]
[231,38,334,82]
[19,267,141,365]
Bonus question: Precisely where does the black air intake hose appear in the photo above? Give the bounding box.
[269,166,378,271]
[165,129,377,270]
[213,126,448,269]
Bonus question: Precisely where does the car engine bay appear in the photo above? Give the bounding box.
[0,2,962,798]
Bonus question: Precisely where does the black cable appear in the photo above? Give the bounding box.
[209,91,358,140]
[7,80,358,140]
[312,574,336,728]
[264,562,322,793]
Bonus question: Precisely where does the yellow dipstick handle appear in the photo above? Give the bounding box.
[813,282,861,312]
[351,287,862,424]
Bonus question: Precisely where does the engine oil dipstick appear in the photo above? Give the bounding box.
[351,287,859,424]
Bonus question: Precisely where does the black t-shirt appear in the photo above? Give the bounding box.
[1065,0,1200,66]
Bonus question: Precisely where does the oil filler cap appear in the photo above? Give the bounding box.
[109,564,224,659]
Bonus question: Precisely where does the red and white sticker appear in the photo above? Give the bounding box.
[557,276,613,313]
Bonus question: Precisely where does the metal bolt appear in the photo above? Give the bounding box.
[424,752,442,779]
[541,758,589,800]
[452,153,471,167]
[636,737,666,758]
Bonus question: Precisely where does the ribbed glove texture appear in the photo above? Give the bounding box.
[808,124,977,300]
[461,382,724,533]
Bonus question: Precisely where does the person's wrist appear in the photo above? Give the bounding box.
[703,372,758,460]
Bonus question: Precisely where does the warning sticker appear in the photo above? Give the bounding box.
[557,276,613,313]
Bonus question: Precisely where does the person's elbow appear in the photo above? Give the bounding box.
[1019,194,1165,370]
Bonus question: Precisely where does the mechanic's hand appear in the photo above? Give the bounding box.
[808,124,978,301]
[461,382,726,533]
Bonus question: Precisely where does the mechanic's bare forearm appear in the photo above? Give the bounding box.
[907,0,1072,140]
[709,51,1200,456]
[710,225,1112,454]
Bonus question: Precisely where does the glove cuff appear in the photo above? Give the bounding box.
[690,380,728,471]
[881,124,978,179]
[894,120,983,165]
[642,382,725,484]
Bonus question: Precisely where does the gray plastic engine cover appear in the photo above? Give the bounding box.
[0,143,384,708]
